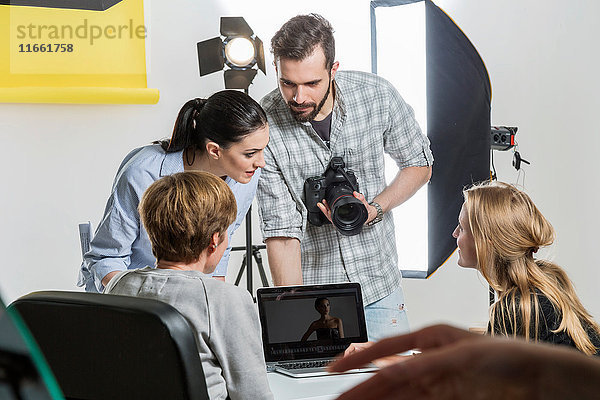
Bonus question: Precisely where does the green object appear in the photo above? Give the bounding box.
[0,297,64,399]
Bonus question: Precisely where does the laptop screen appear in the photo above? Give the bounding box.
[257,283,368,362]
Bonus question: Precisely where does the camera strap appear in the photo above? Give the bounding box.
[335,166,359,193]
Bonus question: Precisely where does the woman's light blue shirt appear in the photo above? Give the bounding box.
[77,144,259,292]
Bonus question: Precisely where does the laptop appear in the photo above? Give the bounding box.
[257,282,377,378]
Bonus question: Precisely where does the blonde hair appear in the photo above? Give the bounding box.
[464,181,600,355]
[139,171,236,264]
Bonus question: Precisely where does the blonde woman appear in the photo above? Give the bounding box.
[453,181,600,355]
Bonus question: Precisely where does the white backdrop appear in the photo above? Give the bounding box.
[1,0,598,332]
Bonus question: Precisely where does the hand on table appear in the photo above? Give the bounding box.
[328,324,600,400]
[342,342,407,368]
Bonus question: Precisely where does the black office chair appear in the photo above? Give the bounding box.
[8,291,209,400]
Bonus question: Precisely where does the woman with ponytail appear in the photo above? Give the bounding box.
[78,90,269,292]
[453,181,600,355]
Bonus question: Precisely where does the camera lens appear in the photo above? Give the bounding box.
[303,159,368,235]
[336,203,360,224]
[328,188,368,236]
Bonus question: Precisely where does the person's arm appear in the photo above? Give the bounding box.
[378,77,433,215]
[372,166,431,214]
[337,318,345,339]
[317,165,431,226]
[318,167,431,224]
[101,271,120,287]
[318,80,433,223]
[329,324,600,400]
[79,148,161,293]
[301,321,317,342]
[342,342,405,368]
[257,144,304,286]
[82,174,144,292]
[265,237,302,286]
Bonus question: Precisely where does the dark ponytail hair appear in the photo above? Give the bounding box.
[157,90,267,153]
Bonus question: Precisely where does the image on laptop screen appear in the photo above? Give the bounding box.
[257,283,368,363]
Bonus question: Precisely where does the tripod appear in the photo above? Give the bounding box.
[231,205,269,294]
[228,88,269,295]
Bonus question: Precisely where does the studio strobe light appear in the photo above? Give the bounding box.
[197,17,266,90]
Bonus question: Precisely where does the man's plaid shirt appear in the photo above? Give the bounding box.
[257,71,433,305]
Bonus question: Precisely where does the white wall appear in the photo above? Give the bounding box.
[1,0,598,334]
[0,0,373,302]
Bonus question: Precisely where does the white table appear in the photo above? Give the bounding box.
[267,371,374,400]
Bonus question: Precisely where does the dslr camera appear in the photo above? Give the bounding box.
[303,157,368,236]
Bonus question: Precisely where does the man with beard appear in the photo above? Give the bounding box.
[257,14,433,340]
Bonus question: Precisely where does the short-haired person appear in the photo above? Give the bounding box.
[454,181,600,354]
[78,90,269,292]
[105,171,273,400]
[257,14,433,340]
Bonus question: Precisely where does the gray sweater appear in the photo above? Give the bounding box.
[106,267,273,400]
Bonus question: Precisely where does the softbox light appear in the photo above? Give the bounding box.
[371,0,491,278]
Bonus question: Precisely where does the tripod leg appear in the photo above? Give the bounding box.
[253,248,269,287]
[234,254,247,286]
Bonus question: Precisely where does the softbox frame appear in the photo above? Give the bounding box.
[370,0,491,278]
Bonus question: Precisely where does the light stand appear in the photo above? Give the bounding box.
[488,125,529,306]
[488,126,517,306]
[231,91,269,296]
[231,206,268,290]
[197,17,268,295]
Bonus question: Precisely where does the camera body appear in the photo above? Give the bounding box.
[303,157,368,236]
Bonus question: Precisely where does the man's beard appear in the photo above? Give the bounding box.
[287,82,331,122]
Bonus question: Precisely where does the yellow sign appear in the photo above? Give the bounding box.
[0,0,159,104]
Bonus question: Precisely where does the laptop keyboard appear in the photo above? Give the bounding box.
[278,360,330,370]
